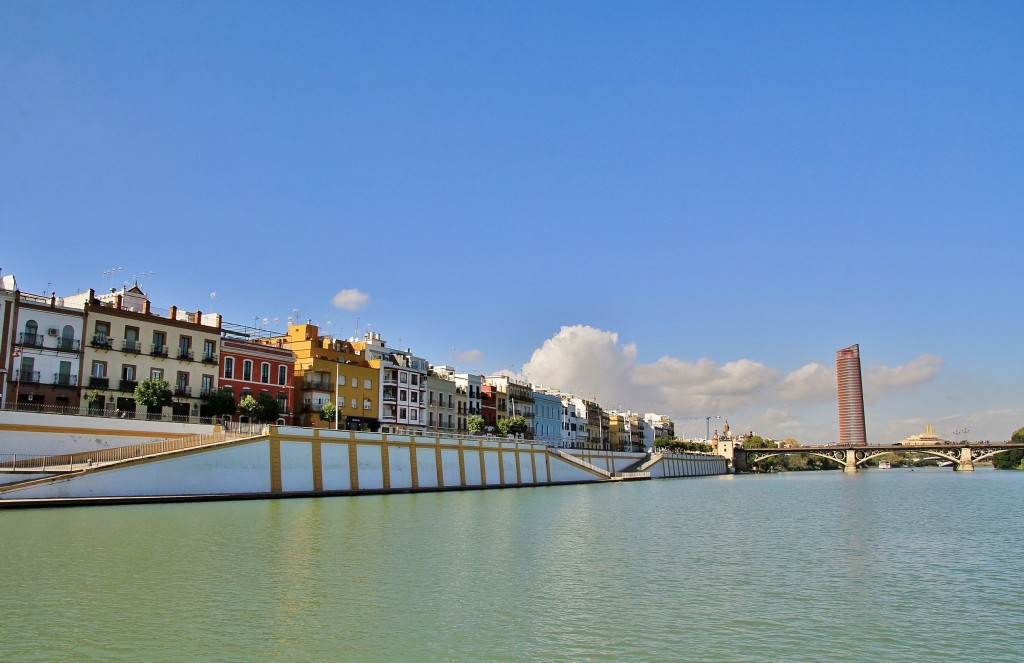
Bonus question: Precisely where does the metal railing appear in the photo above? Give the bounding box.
[0,401,219,426]
[53,373,78,387]
[0,424,266,476]
[14,370,41,383]
[18,333,45,347]
[56,338,81,352]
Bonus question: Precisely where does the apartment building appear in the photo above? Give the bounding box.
[352,332,426,434]
[276,324,379,430]
[6,290,84,410]
[219,335,295,425]
[64,286,222,419]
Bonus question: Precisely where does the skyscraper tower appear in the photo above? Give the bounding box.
[836,344,867,445]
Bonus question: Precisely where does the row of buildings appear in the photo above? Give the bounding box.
[0,277,680,451]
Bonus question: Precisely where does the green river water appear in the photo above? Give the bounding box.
[2,467,1022,662]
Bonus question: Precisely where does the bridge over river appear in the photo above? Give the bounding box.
[739,442,1024,473]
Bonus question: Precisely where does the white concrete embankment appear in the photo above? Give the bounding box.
[0,421,728,505]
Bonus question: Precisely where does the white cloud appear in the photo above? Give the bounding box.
[521,324,948,443]
[456,349,483,365]
[331,288,370,311]
[865,354,944,397]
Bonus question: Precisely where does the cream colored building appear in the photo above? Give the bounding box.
[67,286,222,420]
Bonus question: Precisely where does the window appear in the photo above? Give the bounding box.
[278,365,287,385]
[224,357,234,379]
[411,410,418,421]
[278,394,287,412]
[242,360,253,381]
[151,368,163,380]
[202,375,213,395]
[363,399,371,411]
[261,363,270,383]
[410,392,418,404]
[153,331,166,353]
[204,339,216,359]
[25,319,38,336]
[94,320,110,338]
[91,361,107,378]
[399,390,407,402]
[179,336,192,359]
[350,398,357,409]
[351,376,357,387]
[363,378,371,389]
[399,407,407,419]
[122,365,136,381]
[411,374,419,386]
[399,373,408,384]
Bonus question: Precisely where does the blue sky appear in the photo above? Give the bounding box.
[2,2,1021,443]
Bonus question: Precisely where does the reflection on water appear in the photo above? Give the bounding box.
[1,468,1022,661]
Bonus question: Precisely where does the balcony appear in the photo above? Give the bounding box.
[91,335,113,349]
[52,373,78,387]
[17,333,44,348]
[14,370,41,384]
[151,344,169,357]
[122,340,142,354]
[88,376,110,389]
[303,380,332,392]
[177,349,194,361]
[174,385,192,397]
[55,338,81,352]
[201,352,218,365]
[200,386,213,397]
[119,379,139,392]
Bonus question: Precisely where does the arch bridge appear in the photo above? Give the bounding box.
[739,442,1024,473]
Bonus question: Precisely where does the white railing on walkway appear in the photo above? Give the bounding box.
[0,426,262,475]
[550,449,612,478]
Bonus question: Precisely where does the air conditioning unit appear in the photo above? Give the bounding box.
[47,328,59,336]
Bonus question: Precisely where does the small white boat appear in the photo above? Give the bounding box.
[878,460,892,469]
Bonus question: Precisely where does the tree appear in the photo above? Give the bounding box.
[993,427,1024,470]
[255,394,280,423]
[742,435,777,449]
[467,415,485,435]
[202,389,237,418]
[318,402,337,428]
[497,415,529,437]
[134,378,172,415]
[238,395,262,422]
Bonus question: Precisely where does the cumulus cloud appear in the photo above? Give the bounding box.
[331,288,370,311]
[866,354,944,396]
[521,324,946,442]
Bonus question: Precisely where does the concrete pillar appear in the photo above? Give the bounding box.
[956,446,975,472]
[844,448,859,473]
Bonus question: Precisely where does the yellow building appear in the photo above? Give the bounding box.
[270,324,379,430]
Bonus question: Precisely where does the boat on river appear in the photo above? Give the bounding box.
[878,460,892,470]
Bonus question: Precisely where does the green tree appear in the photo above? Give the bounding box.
[255,394,280,423]
[467,415,485,435]
[993,427,1024,470]
[317,402,337,428]
[202,389,237,418]
[134,378,172,416]
[497,415,529,437]
[238,395,262,422]
[742,435,777,449]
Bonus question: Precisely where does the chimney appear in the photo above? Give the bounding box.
[193,310,202,324]
[142,300,150,315]
[115,294,123,309]
[169,305,177,320]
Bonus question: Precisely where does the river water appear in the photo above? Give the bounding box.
[2,467,1022,662]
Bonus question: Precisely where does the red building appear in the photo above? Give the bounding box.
[218,337,295,425]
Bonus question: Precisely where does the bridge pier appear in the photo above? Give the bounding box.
[843,449,859,473]
[956,447,975,471]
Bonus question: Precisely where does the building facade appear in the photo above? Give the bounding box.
[7,291,84,411]
[219,336,296,425]
[836,343,867,445]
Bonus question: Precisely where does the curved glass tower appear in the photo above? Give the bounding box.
[836,344,867,445]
